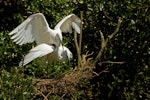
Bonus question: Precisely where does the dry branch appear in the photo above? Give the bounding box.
[94,30,106,63]
[74,31,81,67]
[94,17,122,64]
[74,11,83,67]
[79,11,83,54]
[99,61,125,64]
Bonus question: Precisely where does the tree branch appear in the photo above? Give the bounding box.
[74,31,81,67]
[79,11,83,54]
[99,61,125,64]
[74,11,83,67]
[93,17,122,65]
[107,17,122,40]
[94,30,106,63]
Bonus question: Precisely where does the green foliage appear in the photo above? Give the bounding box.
[0,67,35,99]
[0,0,150,99]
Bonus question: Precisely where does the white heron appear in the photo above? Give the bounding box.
[19,43,73,67]
[9,13,81,47]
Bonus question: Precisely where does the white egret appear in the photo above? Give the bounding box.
[9,13,81,47]
[19,43,73,67]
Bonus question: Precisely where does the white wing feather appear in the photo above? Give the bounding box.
[9,13,50,45]
[71,22,80,34]
[19,44,54,67]
[54,14,81,34]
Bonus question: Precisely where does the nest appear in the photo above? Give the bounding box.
[32,53,95,99]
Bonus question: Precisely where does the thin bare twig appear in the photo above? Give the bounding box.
[94,30,106,64]
[99,61,125,64]
[107,17,122,41]
[37,90,48,100]
[45,92,52,99]
[79,11,83,54]
[92,68,109,77]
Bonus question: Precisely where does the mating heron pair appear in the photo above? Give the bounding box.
[9,13,81,67]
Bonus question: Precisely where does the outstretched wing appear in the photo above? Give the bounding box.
[9,13,50,45]
[19,44,54,67]
[54,14,81,34]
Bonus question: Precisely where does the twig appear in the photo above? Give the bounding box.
[74,31,81,67]
[92,68,109,77]
[37,90,48,100]
[61,93,67,99]
[99,61,125,64]
[79,11,83,54]
[107,17,122,41]
[94,30,106,64]
[93,17,122,65]
[74,11,83,67]
[45,91,52,99]
[85,51,94,57]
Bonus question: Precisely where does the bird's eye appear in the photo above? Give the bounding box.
[51,44,56,48]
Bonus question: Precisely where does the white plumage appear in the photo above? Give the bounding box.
[9,13,81,46]
[9,13,80,67]
[19,43,73,67]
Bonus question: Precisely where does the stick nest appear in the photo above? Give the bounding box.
[32,53,95,98]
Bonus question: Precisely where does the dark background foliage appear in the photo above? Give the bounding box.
[0,0,149,99]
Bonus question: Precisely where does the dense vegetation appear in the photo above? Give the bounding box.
[0,0,149,99]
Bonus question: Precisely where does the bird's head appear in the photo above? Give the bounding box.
[63,47,73,66]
